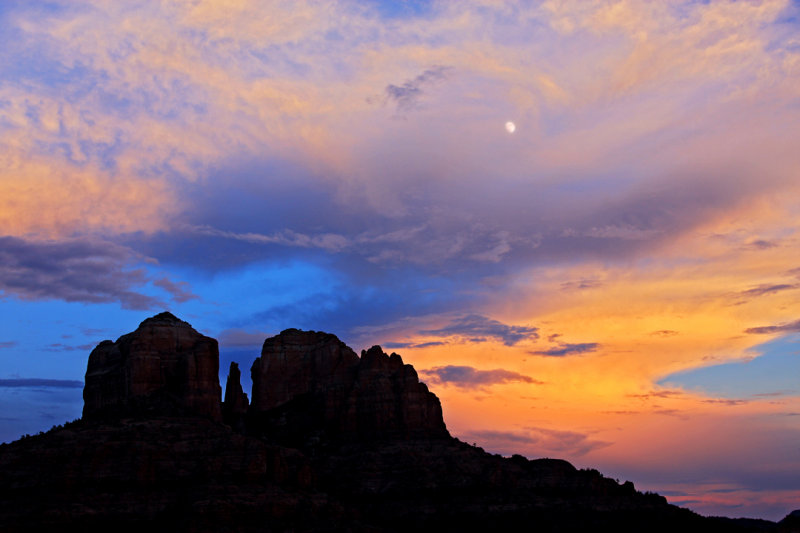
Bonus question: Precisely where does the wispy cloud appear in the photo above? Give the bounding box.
[420,365,543,389]
[43,343,96,353]
[217,328,271,348]
[745,320,800,335]
[420,315,538,346]
[463,427,611,458]
[532,343,599,357]
[738,284,798,298]
[0,378,82,389]
[188,225,350,253]
[627,389,685,401]
[650,330,679,337]
[701,399,750,406]
[384,341,446,349]
[153,277,198,303]
[384,65,452,111]
[560,279,603,291]
[745,239,778,251]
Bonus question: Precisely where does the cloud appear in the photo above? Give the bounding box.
[2,0,797,256]
[653,409,685,418]
[466,430,539,445]
[152,277,198,303]
[412,341,446,348]
[82,327,111,337]
[627,389,684,400]
[752,392,789,398]
[383,341,446,349]
[420,315,538,346]
[0,341,18,349]
[384,65,452,111]
[560,279,603,291]
[745,239,778,250]
[217,328,271,348]
[188,225,350,253]
[43,343,96,353]
[0,236,161,310]
[745,320,800,335]
[383,342,413,349]
[0,378,83,389]
[420,365,543,389]
[702,399,750,406]
[469,232,513,263]
[532,343,599,357]
[0,236,197,310]
[739,284,798,298]
[650,330,678,337]
[463,427,611,458]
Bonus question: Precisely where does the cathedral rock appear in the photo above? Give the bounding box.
[249,329,449,445]
[83,312,222,421]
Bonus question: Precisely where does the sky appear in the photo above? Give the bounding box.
[1,0,799,521]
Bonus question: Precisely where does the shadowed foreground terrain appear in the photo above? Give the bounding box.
[1,313,797,532]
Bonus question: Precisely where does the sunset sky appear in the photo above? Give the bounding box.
[1,0,799,521]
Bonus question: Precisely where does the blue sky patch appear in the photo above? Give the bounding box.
[659,335,800,398]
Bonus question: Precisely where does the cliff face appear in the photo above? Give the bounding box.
[249,329,448,444]
[83,312,222,421]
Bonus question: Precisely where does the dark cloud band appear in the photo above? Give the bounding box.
[0,378,83,389]
[745,320,800,335]
[420,315,538,346]
[532,343,600,357]
[0,236,195,310]
[420,365,542,389]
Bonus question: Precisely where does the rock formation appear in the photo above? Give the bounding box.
[249,329,448,445]
[83,312,221,421]
[222,362,249,432]
[251,329,360,411]
[81,318,447,444]
[345,345,448,440]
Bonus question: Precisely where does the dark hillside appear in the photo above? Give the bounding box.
[0,313,795,532]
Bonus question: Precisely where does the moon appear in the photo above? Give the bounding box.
[505,121,516,134]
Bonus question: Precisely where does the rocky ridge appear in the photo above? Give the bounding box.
[1,312,797,532]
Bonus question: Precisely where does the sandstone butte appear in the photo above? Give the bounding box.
[81,312,449,444]
[1,312,798,533]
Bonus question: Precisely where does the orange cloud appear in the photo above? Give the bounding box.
[0,148,175,238]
